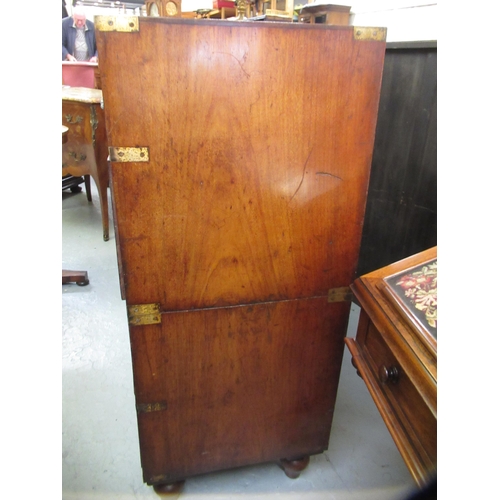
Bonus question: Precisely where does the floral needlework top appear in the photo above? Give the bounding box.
[394,260,437,331]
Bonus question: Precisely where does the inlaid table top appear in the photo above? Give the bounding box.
[62,86,102,104]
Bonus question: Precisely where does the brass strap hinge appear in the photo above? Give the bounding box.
[95,15,139,32]
[136,401,167,414]
[353,27,387,42]
[327,287,353,303]
[127,303,161,325]
[109,146,149,162]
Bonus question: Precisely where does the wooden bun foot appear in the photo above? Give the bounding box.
[153,480,185,495]
[278,456,310,479]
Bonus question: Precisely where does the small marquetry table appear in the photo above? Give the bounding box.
[62,86,110,241]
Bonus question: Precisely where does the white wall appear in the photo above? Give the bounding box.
[348,1,437,42]
[66,0,437,42]
[295,1,437,42]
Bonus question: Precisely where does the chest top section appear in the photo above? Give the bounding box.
[94,15,386,38]
[93,14,387,309]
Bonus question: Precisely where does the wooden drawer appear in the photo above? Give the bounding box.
[362,321,436,466]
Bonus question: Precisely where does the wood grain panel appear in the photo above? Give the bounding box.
[97,20,386,309]
[128,298,349,484]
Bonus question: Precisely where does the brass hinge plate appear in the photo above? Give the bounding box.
[353,27,387,42]
[95,15,140,32]
[136,401,167,414]
[328,287,353,303]
[109,146,149,162]
[127,303,161,325]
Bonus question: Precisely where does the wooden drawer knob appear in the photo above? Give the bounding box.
[379,365,399,384]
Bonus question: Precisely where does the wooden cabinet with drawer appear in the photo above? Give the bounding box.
[345,247,437,487]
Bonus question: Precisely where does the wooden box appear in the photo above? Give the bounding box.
[95,17,386,493]
[345,247,437,486]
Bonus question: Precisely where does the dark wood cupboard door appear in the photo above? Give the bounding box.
[357,43,437,276]
[96,18,386,486]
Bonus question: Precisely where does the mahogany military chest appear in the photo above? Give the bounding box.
[95,16,386,493]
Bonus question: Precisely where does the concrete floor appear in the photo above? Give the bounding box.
[62,179,417,500]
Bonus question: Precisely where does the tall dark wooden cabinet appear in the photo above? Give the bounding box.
[357,42,437,276]
[96,17,386,493]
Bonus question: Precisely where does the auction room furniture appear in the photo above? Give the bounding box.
[206,7,236,18]
[261,0,294,20]
[145,0,183,17]
[62,86,110,241]
[298,3,351,24]
[345,247,437,486]
[62,125,89,286]
[96,16,386,494]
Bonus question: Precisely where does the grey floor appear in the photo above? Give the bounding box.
[62,179,416,500]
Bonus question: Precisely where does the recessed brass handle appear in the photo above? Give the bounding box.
[379,365,399,384]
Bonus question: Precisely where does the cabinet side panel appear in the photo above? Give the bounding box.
[129,298,349,483]
[97,21,386,308]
